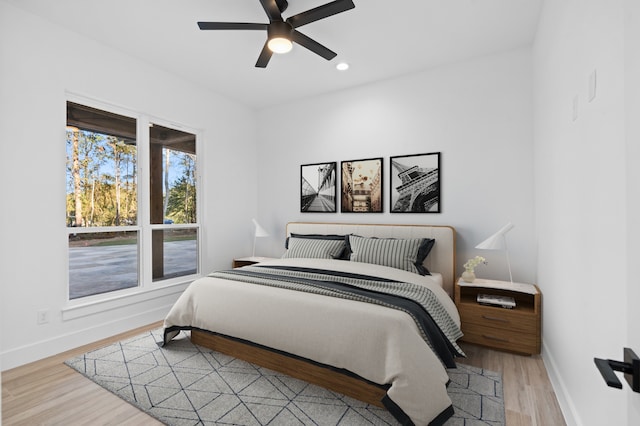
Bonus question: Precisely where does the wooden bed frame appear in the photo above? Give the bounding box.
[191,329,388,407]
[191,222,456,407]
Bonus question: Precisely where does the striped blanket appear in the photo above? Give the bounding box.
[210,264,464,367]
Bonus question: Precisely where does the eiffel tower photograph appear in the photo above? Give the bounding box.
[390,152,440,213]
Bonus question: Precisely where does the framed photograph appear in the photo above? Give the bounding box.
[300,162,337,212]
[390,152,441,213]
[340,157,383,213]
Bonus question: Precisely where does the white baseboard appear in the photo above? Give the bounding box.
[541,339,582,426]
[1,304,172,371]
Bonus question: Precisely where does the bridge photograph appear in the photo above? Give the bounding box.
[390,152,441,213]
[301,162,337,212]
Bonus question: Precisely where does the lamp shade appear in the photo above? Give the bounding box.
[252,218,269,238]
[251,219,269,258]
[475,222,513,250]
[475,222,514,283]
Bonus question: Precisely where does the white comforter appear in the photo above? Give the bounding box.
[164,258,461,425]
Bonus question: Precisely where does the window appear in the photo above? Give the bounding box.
[149,123,198,281]
[66,101,199,300]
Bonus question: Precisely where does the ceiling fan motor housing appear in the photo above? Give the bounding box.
[268,21,293,41]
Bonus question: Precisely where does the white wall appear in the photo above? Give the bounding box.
[255,48,536,285]
[533,0,630,424]
[0,2,259,370]
[625,0,640,424]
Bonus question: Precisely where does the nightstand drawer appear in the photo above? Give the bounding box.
[459,305,537,334]
[461,322,538,354]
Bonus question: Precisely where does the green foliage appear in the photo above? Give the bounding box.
[165,153,197,224]
[66,130,137,227]
[66,130,197,227]
[166,176,197,223]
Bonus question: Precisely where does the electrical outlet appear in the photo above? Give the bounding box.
[37,309,50,324]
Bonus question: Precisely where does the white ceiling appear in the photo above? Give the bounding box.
[6,0,542,109]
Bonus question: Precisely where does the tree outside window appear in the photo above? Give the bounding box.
[66,101,199,299]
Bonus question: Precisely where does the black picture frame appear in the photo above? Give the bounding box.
[300,162,337,213]
[390,152,441,213]
[340,157,383,213]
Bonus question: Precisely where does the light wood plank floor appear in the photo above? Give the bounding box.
[459,342,566,426]
[2,322,566,425]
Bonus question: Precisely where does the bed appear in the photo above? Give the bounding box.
[163,222,463,426]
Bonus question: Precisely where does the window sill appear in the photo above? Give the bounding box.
[62,277,196,321]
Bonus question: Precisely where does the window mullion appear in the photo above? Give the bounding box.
[137,115,152,288]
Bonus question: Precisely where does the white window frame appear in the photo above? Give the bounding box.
[62,94,203,320]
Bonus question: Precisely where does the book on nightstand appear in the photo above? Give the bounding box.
[477,293,516,309]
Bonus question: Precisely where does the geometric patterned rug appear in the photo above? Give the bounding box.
[65,329,504,425]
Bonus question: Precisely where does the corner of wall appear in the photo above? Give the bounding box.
[541,340,582,426]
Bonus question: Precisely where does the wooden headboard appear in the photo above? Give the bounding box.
[286,222,456,297]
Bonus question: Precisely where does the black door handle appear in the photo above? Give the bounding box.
[594,347,640,392]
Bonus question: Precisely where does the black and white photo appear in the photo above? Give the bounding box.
[300,162,337,212]
[390,152,441,213]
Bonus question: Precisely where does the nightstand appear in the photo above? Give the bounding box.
[232,256,276,268]
[454,278,541,355]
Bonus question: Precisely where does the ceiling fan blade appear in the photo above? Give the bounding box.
[255,42,273,68]
[275,0,289,13]
[291,30,337,60]
[198,22,268,31]
[286,0,355,28]
[259,0,283,21]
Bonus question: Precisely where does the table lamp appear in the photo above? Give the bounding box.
[475,222,514,283]
[252,218,269,258]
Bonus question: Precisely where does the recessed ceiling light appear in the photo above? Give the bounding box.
[336,62,349,71]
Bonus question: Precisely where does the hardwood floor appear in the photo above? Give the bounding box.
[460,342,567,426]
[2,322,566,425]
[2,322,164,426]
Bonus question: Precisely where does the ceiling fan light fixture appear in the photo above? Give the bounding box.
[197,0,356,67]
[268,37,293,54]
[266,21,293,54]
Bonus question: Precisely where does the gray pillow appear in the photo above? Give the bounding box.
[282,237,346,259]
[285,233,348,259]
[347,235,434,275]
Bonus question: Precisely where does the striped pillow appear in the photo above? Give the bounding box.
[282,237,346,259]
[348,235,431,275]
[285,233,348,259]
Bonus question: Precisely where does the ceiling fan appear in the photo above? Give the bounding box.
[197,0,355,68]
